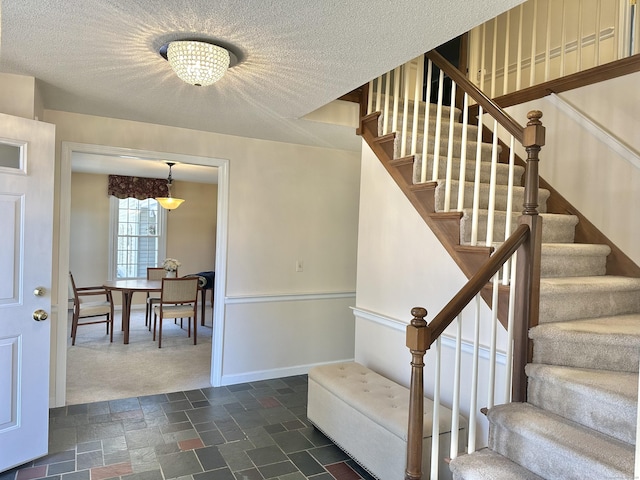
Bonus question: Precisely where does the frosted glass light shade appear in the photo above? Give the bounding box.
[167,41,230,86]
[156,197,185,210]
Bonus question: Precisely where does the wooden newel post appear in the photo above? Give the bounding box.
[522,110,545,215]
[405,307,429,480]
[514,110,545,402]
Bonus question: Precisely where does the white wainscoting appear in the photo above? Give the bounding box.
[220,292,356,386]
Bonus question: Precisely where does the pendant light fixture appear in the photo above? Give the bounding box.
[155,162,185,210]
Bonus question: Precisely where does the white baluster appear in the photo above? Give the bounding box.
[383,72,391,135]
[594,0,601,65]
[457,93,469,211]
[392,67,401,134]
[375,76,382,113]
[577,1,583,72]
[450,316,463,460]
[401,63,411,158]
[421,60,433,184]
[545,0,552,81]
[504,256,517,403]
[367,80,373,115]
[516,4,524,90]
[480,23,487,91]
[430,337,442,480]
[560,0,567,76]
[631,0,639,55]
[432,69,445,182]
[491,17,498,98]
[488,274,500,409]
[470,106,484,247]
[485,120,499,248]
[503,10,511,95]
[530,0,538,87]
[411,56,424,155]
[468,295,482,454]
[635,356,640,478]
[444,81,457,212]
[502,135,517,284]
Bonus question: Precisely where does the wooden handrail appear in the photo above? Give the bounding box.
[426,50,524,144]
[428,224,530,342]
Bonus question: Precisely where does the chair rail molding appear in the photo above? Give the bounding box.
[225,291,355,304]
[352,307,507,365]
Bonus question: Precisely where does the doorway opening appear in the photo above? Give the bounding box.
[56,142,229,407]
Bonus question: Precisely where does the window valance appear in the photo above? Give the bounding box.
[107,174,168,200]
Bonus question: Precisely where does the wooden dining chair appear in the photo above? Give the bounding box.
[145,267,176,329]
[69,271,114,345]
[152,277,199,348]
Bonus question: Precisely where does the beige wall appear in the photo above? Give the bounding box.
[0,73,40,120]
[505,89,640,266]
[45,108,360,397]
[354,142,502,447]
[69,172,217,305]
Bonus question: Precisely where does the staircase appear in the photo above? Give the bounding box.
[360,88,640,478]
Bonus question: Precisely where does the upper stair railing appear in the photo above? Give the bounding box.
[469,0,640,100]
[363,50,545,480]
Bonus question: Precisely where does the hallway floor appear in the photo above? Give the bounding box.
[1,376,374,480]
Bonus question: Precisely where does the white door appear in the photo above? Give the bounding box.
[0,113,55,471]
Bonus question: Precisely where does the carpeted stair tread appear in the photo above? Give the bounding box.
[529,314,640,372]
[526,364,638,444]
[434,179,550,213]
[460,212,578,245]
[539,276,640,323]
[487,402,634,479]
[449,448,544,480]
[412,153,524,186]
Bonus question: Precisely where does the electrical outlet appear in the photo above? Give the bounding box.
[296,260,303,272]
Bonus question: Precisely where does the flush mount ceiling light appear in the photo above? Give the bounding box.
[161,40,231,86]
[155,162,185,210]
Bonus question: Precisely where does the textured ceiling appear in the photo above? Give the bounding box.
[0,0,523,151]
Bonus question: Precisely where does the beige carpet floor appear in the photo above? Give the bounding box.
[66,307,213,405]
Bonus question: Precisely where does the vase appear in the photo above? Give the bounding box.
[166,270,177,278]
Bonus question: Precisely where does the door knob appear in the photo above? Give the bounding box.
[33,310,48,322]
[33,287,46,297]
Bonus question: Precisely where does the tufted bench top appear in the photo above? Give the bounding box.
[309,361,459,442]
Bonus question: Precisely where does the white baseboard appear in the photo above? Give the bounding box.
[219,358,355,386]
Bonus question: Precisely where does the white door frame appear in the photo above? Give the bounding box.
[54,141,229,407]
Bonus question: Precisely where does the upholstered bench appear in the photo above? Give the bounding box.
[307,362,467,480]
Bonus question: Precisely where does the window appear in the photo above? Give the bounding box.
[110,197,166,279]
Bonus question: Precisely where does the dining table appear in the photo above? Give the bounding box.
[103,279,162,344]
[103,278,208,344]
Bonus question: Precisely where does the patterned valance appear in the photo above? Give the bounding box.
[108,175,168,200]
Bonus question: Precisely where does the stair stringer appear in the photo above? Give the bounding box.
[360,111,510,324]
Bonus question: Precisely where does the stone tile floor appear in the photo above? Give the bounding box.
[0,376,375,480]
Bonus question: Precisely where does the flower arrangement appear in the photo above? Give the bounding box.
[162,258,181,272]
